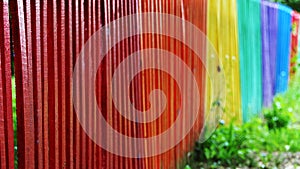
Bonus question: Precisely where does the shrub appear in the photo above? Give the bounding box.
[186,118,300,168]
[188,121,259,168]
[263,97,292,130]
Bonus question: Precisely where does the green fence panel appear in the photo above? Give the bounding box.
[237,0,262,122]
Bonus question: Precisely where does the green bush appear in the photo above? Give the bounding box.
[186,118,300,168]
[263,97,292,130]
[186,72,300,168]
[272,0,300,12]
[273,0,300,3]
[188,120,261,168]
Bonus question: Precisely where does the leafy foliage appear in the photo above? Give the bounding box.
[186,119,300,168]
[272,0,300,12]
[263,98,292,130]
[185,72,300,168]
[191,122,257,168]
[272,0,300,3]
[12,77,18,168]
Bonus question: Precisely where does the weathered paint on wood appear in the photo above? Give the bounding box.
[0,1,15,168]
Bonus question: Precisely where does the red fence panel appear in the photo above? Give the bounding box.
[290,11,300,75]
[9,0,207,168]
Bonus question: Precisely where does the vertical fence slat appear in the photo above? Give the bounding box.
[47,0,59,167]
[30,0,44,168]
[83,0,93,168]
[40,1,50,168]
[0,0,14,168]
[0,55,7,169]
[95,0,104,168]
[79,0,86,168]
[73,0,81,168]
[103,1,111,169]
[91,0,98,168]
[65,0,74,168]
[57,0,67,168]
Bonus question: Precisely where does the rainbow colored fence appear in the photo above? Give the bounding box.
[209,0,299,123]
[0,0,300,169]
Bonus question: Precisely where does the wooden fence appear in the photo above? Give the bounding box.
[0,0,299,169]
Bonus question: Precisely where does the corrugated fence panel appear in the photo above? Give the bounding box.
[237,0,262,122]
[275,4,292,94]
[207,0,242,124]
[0,0,15,169]
[261,1,278,107]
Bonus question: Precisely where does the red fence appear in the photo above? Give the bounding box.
[1,0,207,169]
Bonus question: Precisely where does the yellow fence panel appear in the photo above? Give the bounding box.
[206,0,242,124]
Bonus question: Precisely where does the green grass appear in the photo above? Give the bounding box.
[186,72,300,168]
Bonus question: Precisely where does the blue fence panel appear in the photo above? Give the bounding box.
[276,5,292,94]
